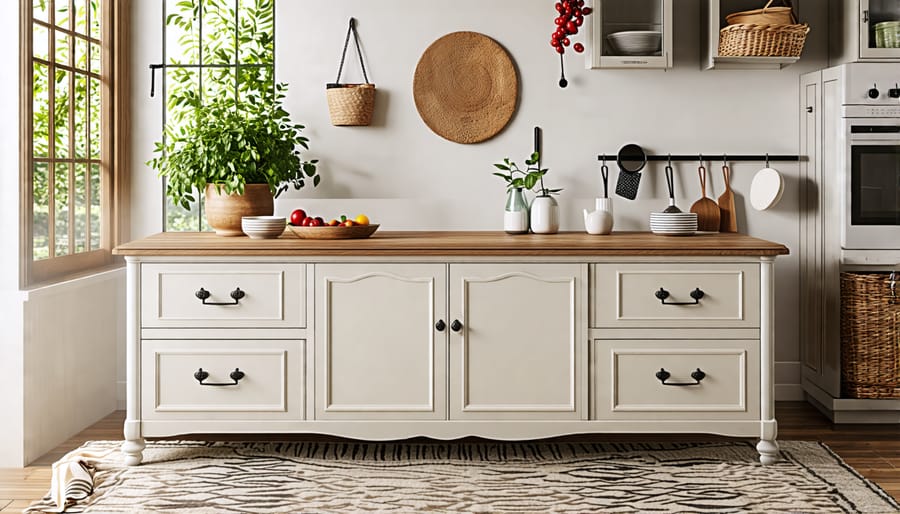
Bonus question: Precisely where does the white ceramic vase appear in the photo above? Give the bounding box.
[504,188,530,234]
[530,195,559,234]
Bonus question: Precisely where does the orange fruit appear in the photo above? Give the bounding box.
[355,214,370,226]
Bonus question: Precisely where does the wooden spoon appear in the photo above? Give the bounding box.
[690,165,720,232]
[718,165,737,232]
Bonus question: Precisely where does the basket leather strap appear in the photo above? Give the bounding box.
[763,0,798,23]
[334,17,369,85]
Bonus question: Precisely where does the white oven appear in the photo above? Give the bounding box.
[839,64,900,251]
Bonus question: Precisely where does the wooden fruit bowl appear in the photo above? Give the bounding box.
[287,224,379,240]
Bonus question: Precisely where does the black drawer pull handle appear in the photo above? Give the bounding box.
[435,320,446,332]
[655,287,704,305]
[194,368,245,386]
[655,368,706,386]
[195,287,245,305]
[450,319,463,332]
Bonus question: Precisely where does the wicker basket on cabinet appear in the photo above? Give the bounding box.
[718,23,809,57]
[840,272,900,399]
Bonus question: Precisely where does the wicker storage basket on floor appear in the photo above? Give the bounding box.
[718,23,809,57]
[840,272,900,399]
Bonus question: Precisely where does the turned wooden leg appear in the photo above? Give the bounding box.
[757,439,780,465]
[122,420,145,466]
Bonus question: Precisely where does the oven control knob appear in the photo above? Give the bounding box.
[868,85,880,99]
[890,84,900,98]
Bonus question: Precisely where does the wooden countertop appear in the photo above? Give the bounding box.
[113,231,790,257]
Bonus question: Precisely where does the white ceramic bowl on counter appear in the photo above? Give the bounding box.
[241,216,286,239]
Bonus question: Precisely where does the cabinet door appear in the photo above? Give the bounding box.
[315,264,446,420]
[449,264,587,420]
[859,0,900,60]
[589,0,673,69]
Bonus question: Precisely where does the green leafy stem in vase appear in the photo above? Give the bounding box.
[493,152,563,197]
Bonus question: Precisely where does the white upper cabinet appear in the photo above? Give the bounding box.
[831,0,900,64]
[702,0,806,70]
[587,0,673,69]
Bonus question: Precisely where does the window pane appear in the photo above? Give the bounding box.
[202,66,235,103]
[75,37,87,71]
[74,0,87,35]
[202,0,235,65]
[33,163,50,260]
[33,23,49,61]
[33,62,49,158]
[89,77,100,159]
[54,69,69,159]
[55,29,69,65]
[166,194,201,232]
[90,163,100,249]
[89,42,100,74]
[237,65,272,103]
[34,0,49,23]
[55,0,71,29]
[166,67,198,128]
[74,74,87,158]
[74,163,87,253]
[165,0,199,65]
[89,0,100,39]
[238,0,273,65]
[54,163,70,257]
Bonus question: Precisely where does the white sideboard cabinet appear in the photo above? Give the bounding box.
[115,231,788,466]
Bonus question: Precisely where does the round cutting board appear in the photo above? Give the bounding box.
[413,32,518,144]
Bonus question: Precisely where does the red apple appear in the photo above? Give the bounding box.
[289,209,307,226]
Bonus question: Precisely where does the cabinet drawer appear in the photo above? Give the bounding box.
[141,263,305,328]
[593,339,760,420]
[592,263,759,328]
[141,340,304,421]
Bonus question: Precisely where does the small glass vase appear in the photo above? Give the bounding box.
[530,195,559,234]
[504,188,529,234]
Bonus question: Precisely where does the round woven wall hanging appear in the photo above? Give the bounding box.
[413,32,518,144]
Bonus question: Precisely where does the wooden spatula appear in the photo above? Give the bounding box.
[718,165,737,232]
[690,165,720,232]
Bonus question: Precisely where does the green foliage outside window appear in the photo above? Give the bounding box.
[31,0,102,260]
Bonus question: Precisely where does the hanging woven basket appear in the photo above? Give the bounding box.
[326,18,375,126]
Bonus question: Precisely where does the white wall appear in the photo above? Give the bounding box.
[0,0,26,467]
[22,272,123,464]
[131,1,831,398]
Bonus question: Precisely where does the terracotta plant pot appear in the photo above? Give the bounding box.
[204,183,274,236]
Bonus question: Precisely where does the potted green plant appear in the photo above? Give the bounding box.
[148,83,319,236]
[493,151,562,234]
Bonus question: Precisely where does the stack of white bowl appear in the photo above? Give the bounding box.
[606,31,662,56]
[649,212,698,236]
[241,216,286,239]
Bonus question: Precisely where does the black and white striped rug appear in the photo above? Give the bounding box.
[26,440,900,513]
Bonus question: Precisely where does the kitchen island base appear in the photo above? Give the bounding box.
[115,231,788,466]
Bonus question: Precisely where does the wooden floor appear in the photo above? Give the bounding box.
[1,402,898,512]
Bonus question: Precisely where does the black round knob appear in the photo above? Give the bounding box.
[435,320,446,332]
[450,320,463,332]
[868,87,880,99]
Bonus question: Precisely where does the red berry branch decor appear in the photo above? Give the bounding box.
[550,0,592,88]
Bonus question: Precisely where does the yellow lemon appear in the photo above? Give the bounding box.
[354,214,370,226]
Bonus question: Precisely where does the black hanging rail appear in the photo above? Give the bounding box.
[597,153,800,163]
